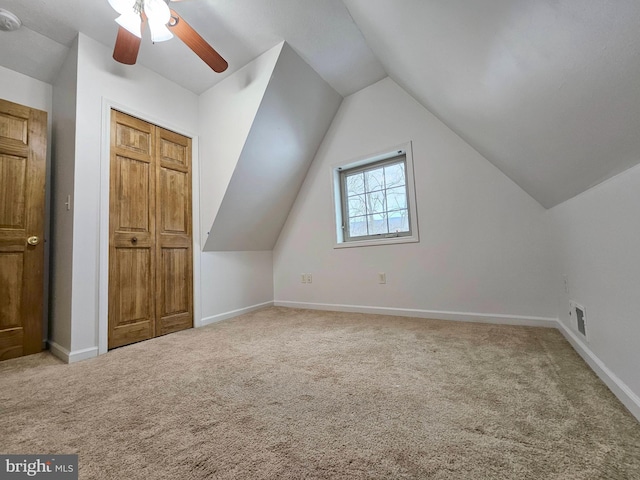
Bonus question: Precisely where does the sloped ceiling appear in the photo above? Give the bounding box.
[204,42,342,251]
[198,44,284,248]
[343,0,640,208]
[2,1,640,208]
[0,0,385,96]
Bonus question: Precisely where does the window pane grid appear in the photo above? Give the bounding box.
[341,156,411,240]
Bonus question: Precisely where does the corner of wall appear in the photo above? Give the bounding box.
[49,36,80,353]
[548,163,640,422]
[555,319,640,422]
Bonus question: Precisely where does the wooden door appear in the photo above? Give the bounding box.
[155,127,193,336]
[108,110,192,349]
[0,99,47,360]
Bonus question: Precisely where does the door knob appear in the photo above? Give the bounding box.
[27,236,39,246]
[131,237,138,244]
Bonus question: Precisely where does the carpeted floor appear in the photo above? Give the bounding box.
[1,307,639,479]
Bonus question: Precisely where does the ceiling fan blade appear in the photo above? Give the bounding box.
[113,26,142,65]
[113,26,141,65]
[168,10,228,73]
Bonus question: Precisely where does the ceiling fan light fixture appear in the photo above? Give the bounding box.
[108,0,138,15]
[110,0,228,73]
[149,22,173,43]
[145,0,173,42]
[144,0,171,24]
[115,13,142,38]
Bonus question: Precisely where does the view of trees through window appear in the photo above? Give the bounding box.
[342,157,410,239]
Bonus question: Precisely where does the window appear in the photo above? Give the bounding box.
[332,143,419,248]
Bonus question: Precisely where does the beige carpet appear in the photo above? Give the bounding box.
[1,307,639,479]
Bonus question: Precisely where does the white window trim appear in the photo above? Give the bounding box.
[331,141,419,249]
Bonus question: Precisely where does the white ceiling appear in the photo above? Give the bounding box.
[344,0,640,207]
[0,0,386,96]
[2,0,640,208]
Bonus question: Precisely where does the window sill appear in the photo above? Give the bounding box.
[333,234,419,249]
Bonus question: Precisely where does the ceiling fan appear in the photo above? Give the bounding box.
[107,0,228,73]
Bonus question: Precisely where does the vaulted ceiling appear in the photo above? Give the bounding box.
[0,0,385,96]
[1,0,639,208]
[343,0,640,208]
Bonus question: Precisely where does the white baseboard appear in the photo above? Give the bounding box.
[46,302,274,362]
[199,301,274,327]
[48,341,99,364]
[555,320,640,422]
[274,301,557,328]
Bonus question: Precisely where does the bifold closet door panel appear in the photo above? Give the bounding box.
[108,111,156,349]
[109,111,193,349]
[155,127,193,336]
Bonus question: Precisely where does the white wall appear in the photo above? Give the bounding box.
[199,43,282,246]
[207,42,342,251]
[46,34,281,359]
[50,40,78,353]
[197,45,281,321]
[550,164,640,417]
[0,65,53,112]
[199,251,274,325]
[68,34,199,356]
[274,78,556,323]
[0,64,54,345]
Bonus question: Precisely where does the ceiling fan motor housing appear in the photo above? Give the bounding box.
[0,9,22,32]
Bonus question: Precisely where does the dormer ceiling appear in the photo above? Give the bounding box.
[343,0,640,207]
[2,0,640,208]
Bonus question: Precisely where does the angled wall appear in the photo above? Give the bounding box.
[199,43,284,246]
[196,43,285,325]
[550,165,640,419]
[204,42,343,251]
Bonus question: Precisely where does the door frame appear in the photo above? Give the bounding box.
[98,98,202,355]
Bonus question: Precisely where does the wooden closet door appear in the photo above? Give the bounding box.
[155,127,193,336]
[0,99,47,360]
[108,111,156,349]
[108,111,193,349]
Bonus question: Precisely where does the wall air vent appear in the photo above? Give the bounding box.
[569,301,587,339]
